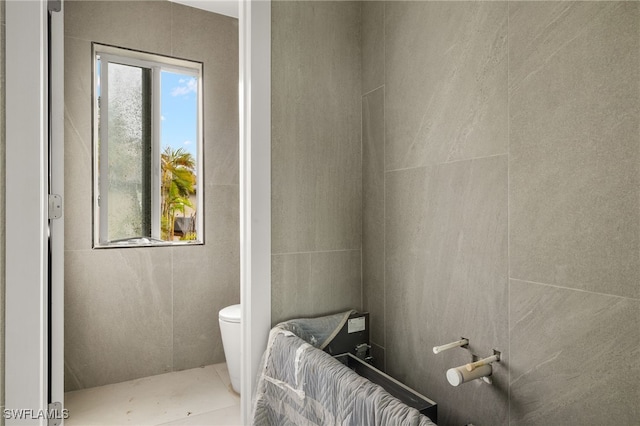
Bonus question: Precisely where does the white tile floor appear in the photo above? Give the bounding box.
[64,363,241,426]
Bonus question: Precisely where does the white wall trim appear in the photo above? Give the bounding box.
[239,0,271,423]
[5,0,50,423]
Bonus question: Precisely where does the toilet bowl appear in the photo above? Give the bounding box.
[219,304,241,394]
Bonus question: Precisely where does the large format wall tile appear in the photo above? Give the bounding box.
[65,0,172,57]
[64,36,93,251]
[509,1,640,299]
[64,249,173,391]
[171,2,239,186]
[271,250,362,325]
[362,1,384,95]
[510,279,640,425]
[384,1,507,170]
[385,155,508,426]
[362,87,385,347]
[362,2,638,425]
[172,185,240,370]
[271,0,362,254]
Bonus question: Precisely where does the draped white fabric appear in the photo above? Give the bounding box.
[252,312,437,426]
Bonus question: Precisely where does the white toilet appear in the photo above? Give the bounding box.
[219,304,241,394]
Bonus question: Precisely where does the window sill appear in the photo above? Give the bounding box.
[93,238,204,249]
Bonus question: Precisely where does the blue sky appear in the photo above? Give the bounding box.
[161,71,198,159]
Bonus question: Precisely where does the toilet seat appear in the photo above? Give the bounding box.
[219,304,241,323]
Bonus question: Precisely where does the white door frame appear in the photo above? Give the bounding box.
[5,0,271,424]
[49,0,66,413]
[239,0,271,422]
[5,0,51,423]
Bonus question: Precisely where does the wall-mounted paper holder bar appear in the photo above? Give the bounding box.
[465,351,500,372]
[447,349,501,386]
[432,338,469,354]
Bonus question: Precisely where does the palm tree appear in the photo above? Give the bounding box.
[161,147,196,240]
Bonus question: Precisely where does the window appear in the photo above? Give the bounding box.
[93,44,203,247]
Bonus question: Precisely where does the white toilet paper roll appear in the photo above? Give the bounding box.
[446,363,492,386]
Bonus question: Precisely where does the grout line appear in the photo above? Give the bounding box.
[385,152,508,174]
[212,363,228,384]
[509,277,640,302]
[271,248,361,256]
[637,3,640,302]
[360,37,365,314]
[506,1,511,423]
[362,84,385,98]
[382,0,387,373]
[170,2,174,57]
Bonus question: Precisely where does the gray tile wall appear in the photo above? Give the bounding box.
[361,1,639,425]
[64,0,239,391]
[507,2,639,424]
[271,1,363,324]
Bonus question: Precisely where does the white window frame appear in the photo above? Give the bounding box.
[92,43,204,248]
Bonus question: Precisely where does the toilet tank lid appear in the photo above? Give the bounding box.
[219,304,241,322]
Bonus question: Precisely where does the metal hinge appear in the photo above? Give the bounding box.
[47,401,63,426]
[48,0,62,13]
[48,194,63,220]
